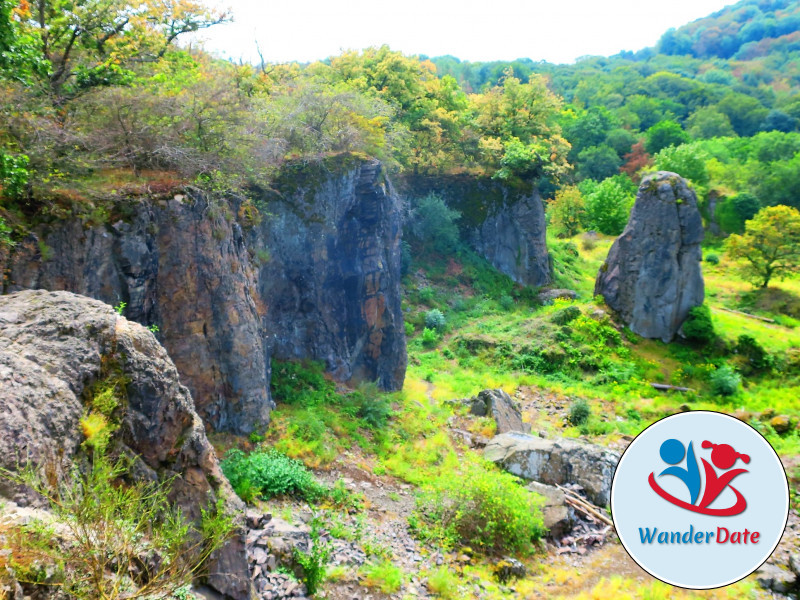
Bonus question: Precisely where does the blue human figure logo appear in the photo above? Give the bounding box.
[658,438,701,505]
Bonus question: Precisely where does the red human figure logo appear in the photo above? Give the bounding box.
[698,441,750,512]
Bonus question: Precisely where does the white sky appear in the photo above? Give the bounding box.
[197,0,735,65]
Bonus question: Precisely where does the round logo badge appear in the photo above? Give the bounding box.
[611,411,789,589]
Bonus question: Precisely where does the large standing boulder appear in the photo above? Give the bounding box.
[0,290,251,599]
[594,172,704,343]
[484,432,619,506]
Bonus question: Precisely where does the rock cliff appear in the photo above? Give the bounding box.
[2,156,406,433]
[0,290,251,599]
[399,175,552,287]
[594,172,704,343]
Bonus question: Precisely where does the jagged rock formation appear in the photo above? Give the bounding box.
[399,175,552,287]
[594,172,704,343]
[3,156,407,433]
[484,432,620,506]
[467,389,527,434]
[0,290,251,599]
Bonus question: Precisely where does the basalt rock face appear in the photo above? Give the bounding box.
[3,156,406,432]
[0,290,251,599]
[5,196,269,434]
[594,172,704,343]
[255,158,407,390]
[399,175,552,287]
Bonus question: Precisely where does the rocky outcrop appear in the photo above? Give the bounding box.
[256,158,406,390]
[399,175,552,287]
[484,432,619,506]
[0,290,250,599]
[468,389,527,434]
[594,172,704,343]
[3,156,407,432]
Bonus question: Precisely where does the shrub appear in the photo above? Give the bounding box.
[682,304,715,345]
[404,321,415,336]
[411,459,545,555]
[421,327,439,348]
[551,305,581,325]
[568,398,591,426]
[710,365,741,397]
[704,253,720,265]
[351,382,393,429]
[220,448,326,502]
[419,287,436,304]
[499,294,515,311]
[3,455,234,600]
[581,236,597,251]
[409,194,461,255]
[293,517,332,596]
[271,360,337,408]
[425,308,447,331]
[736,335,772,373]
[0,216,13,247]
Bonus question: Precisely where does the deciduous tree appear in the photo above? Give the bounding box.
[725,205,800,288]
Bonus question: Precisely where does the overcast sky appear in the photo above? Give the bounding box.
[198,0,735,65]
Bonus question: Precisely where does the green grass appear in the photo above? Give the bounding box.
[265,360,393,467]
[361,560,404,593]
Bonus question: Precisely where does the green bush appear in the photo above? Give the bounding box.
[421,327,439,348]
[404,321,415,336]
[568,398,591,426]
[704,253,720,265]
[551,305,581,325]
[220,448,326,502]
[736,335,772,373]
[499,294,515,311]
[293,517,332,596]
[271,360,337,408]
[710,365,741,397]
[419,287,436,304]
[3,455,234,600]
[682,304,716,345]
[425,308,447,331]
[350,382,393,429]
[411,460,545,555]
[409,194,461,255]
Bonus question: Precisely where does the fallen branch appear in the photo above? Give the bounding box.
[717,306,776,324]
[650,383,694,393]
[556,485,614,527]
